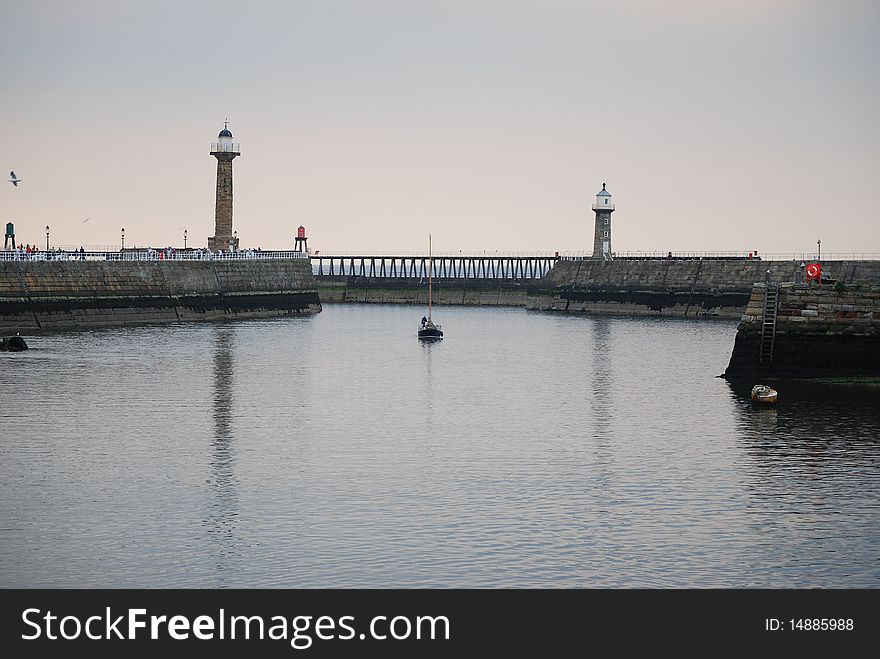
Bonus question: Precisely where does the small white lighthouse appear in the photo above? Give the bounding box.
[591,182,615,259]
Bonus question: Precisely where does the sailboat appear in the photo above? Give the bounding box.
[418,234,444,340]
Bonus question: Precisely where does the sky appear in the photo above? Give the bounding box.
[2,0,878,255]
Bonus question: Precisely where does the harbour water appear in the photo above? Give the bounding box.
[1,305,878,588]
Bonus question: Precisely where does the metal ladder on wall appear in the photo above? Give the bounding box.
[13,261,30,296]
[157,263,183,322]
[759,283,779,364]
[14,260,42,329]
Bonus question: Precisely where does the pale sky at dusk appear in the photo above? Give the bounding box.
[2,0,878,254]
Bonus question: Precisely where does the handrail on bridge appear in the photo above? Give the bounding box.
[309,250,880,260]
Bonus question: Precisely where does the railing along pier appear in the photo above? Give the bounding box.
[0,249,309,262]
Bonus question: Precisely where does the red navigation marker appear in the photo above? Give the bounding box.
[805,262,821,281]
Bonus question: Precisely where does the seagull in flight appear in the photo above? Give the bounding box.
[82,217,90,223]
[9,171,21,187]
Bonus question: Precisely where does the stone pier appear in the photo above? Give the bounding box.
[0,258,320,332]
[724,283,880,379]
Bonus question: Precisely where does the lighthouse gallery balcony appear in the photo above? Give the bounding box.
[210,141,240,153]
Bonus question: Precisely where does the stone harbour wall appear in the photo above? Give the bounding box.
[317,277,533,307]
[0,258,320,332]
[724,283,880,379]
[530,258,880,318]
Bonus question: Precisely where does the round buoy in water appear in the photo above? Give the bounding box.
[6,336,28,351]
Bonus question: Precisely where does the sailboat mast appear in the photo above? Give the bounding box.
[428,234,433,320]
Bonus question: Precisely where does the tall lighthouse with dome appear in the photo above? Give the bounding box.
[208,122,240,251]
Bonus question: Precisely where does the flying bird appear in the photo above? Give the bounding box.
[82,217,90,223]
[9,171,21,187]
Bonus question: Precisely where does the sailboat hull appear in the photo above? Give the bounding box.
[418,326,443,340]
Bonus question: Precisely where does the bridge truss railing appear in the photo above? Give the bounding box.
[311,255,559,279]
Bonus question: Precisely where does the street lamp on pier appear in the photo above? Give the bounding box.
[184,228,187,250]
[121,227,125,250]
[817,239,821,262]
[45,225,50,251]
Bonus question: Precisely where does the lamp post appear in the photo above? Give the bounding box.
[233,230,237,251]
[45,225,50,251]
[184,229,187,250]
[817,239,821,262]
[121,227,125,250]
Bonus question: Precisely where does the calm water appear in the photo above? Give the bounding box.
[1,305,878,588]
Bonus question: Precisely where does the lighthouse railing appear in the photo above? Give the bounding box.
[210,142,240,153]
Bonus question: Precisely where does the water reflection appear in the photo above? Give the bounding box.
[590,318,613,441]
[3,308,877,587]
[727,380,880,584]
[420,339,439,453]
[727,379,880,440]
[205,325,241,580]
[588,317,616,512]
[212,327,235,441]
[729,378,880,498]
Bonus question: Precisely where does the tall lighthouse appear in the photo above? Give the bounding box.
[208,122,240,251]
[591,182,614,259]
